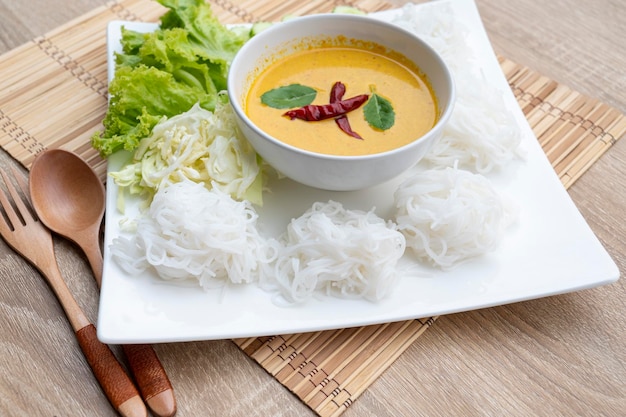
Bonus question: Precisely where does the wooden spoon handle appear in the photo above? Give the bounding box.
[83,233,104,287]
[122,344,177,417]
[75,324,147,417]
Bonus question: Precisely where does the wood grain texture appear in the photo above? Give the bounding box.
[0,1,624,417]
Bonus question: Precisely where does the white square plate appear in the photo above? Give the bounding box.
[97,0,619,344]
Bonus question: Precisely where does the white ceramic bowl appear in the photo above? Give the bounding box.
[228,14,455,191]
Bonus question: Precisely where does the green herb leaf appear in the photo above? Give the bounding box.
[363,93,395,131]
[261,84,317,109]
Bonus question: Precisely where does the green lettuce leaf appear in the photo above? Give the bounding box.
[91,65,215,156]
[92,0,251,157]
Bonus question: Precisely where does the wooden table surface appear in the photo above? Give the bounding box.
[0,0,624,416]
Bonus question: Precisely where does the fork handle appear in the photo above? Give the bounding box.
[122,344,177,417]
[76,324,147,417]
[80,237,176,417]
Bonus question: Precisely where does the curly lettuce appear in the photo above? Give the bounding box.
[92,0,251,157]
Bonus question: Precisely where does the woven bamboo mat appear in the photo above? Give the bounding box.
[0,1,625,417]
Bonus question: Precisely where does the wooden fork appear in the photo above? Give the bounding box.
[0,168,147,417]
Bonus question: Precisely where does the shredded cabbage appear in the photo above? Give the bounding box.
[394,165,516,269]
[268,201,406,304]
[110,100,264,206]
[110,180,277,288]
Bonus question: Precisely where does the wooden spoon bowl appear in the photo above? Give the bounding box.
[29,149,106,284]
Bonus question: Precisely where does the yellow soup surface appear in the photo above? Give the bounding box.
[245,42,438,156]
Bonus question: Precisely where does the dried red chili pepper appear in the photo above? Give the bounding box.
[335,116,363,140]
[283,94,369,121]
[330,81,346,103]
[330,82,363,140]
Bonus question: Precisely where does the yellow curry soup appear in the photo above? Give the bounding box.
[245,41,438,156]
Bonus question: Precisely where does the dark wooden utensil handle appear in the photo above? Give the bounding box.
[76,324,146,417]
[122,344,177,417]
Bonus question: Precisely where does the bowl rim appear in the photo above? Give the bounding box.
[227,13,456,161]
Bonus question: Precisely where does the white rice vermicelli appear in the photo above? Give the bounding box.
[425,81,524,174]
[391,3,473,77]
[392,3,524,174]
[110,180,277,289]
[269,201,406,304]
[394,166,516,269]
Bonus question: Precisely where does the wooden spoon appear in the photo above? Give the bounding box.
[29,149,177,417]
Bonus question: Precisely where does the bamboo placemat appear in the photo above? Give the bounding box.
[0,1,625,417]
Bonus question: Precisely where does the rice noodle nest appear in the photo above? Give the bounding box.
[394,165,515,269]
[269,200,406,304]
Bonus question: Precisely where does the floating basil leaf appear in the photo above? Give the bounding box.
[261,84,317,109]
[363,93,395,130]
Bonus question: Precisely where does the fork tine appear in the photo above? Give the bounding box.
[11,167,39,221]
[3,168,35,220]
[12,166,32,203]
[0,169,26,230]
